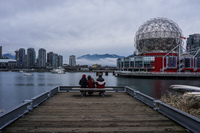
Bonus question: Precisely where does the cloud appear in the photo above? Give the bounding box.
[0,0,200,63]
[77,58,117,66]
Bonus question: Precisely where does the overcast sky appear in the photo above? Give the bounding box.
[0,0,200,64]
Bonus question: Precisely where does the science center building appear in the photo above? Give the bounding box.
[117,17,200,73]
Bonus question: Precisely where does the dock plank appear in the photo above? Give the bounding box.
[2,92,187,132]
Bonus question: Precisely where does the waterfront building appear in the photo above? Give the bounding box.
[0,59,17,69]
[47,52,53,67]
[19,48,26,67]
[58,55,63,67]
[27,48,36,68]
[117,17,200,73]
[38,48,46,67]
[186,34,200,56]
[92,64,101,68]
[0,46,2,59]
[69,55,76,67]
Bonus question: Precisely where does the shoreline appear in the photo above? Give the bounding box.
[115,71,200,79]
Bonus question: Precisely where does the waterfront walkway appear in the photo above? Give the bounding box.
[116,71,200,79]
[2,92,186,132]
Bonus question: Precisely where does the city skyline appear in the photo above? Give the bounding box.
[0,0,200,64]
[12,47,63,68]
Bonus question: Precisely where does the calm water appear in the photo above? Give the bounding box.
[1,71,200,111]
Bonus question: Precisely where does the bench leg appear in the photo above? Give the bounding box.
[101,92,105,96]
[81,92,84,96]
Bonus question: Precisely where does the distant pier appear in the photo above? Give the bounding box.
[115,71,200,79]
[93,70,115,76]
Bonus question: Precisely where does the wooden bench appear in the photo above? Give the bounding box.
[72,88,113,96]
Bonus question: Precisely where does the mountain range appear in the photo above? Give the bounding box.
[77,54,124,60]
[2,53,123,60]
[2,53,15,59]
[1,53,123,66]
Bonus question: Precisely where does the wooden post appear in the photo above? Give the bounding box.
[105,71,108,76]
[113,71,115,76]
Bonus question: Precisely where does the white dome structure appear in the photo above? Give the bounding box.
[134,17,183,54]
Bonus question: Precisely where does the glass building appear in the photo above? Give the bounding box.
[69,55,76,67]
[47,52,53,67]
[52,53,58,68]
[19,48,26,67]
[38,48,46,67]
[186,34,200,56]
[58,55,63,67]
[27,48,36,68]
[0,46,2,59]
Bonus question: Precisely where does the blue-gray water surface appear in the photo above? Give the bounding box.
[1,71,200,111]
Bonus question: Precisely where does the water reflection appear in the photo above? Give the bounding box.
[116,76,200,99]
[1,71,200,111]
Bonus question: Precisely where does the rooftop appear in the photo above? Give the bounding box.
[0,59,16,63]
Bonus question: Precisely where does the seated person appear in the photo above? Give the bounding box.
[95,73,106,96]
[87,75,95,95]
[79,74,87,95]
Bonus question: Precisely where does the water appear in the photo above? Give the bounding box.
[1,71,200,111]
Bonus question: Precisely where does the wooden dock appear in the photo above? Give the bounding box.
[2,92,187,132]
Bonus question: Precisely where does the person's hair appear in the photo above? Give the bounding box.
[98,73,102,77]
[82,74,86,78]
[88,75,91,80]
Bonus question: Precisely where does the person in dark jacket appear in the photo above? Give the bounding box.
[79,74,87,88]
[79,74,87,95]
[96,73,106,96]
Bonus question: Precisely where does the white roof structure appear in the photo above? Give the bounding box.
[0,59,16,63]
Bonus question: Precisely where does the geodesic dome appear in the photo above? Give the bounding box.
[134,17,183,54]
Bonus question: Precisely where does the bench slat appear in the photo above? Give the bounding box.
[72,88,113,91]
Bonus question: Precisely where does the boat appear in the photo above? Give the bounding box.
[51,67,65,74]
[169,84,200,95]
[23,72,33,76]
[19,70,24,73]
[184,92,200,96]
[169,85,200,92]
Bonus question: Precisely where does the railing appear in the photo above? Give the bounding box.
[31,91,49,108]
[0,101,29,130]
[125,86,200,133]
[50,87,59,96]
[0,87,58,131]
[125,86,155,108]
[158,101,200,133]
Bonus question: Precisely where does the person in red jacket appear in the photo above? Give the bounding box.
[87,75,95,95]
[96,73,106,96]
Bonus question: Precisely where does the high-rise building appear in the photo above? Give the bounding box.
[47,52,53,67]
[38,48,46,67]
[187,34,200,56]
[58,55,63,67]
[19,48,26,66]
[69,55,76,67]
[27,48,36,67]
[15,50,19,61]
[0,46,2,59]
[52,53,58,68]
